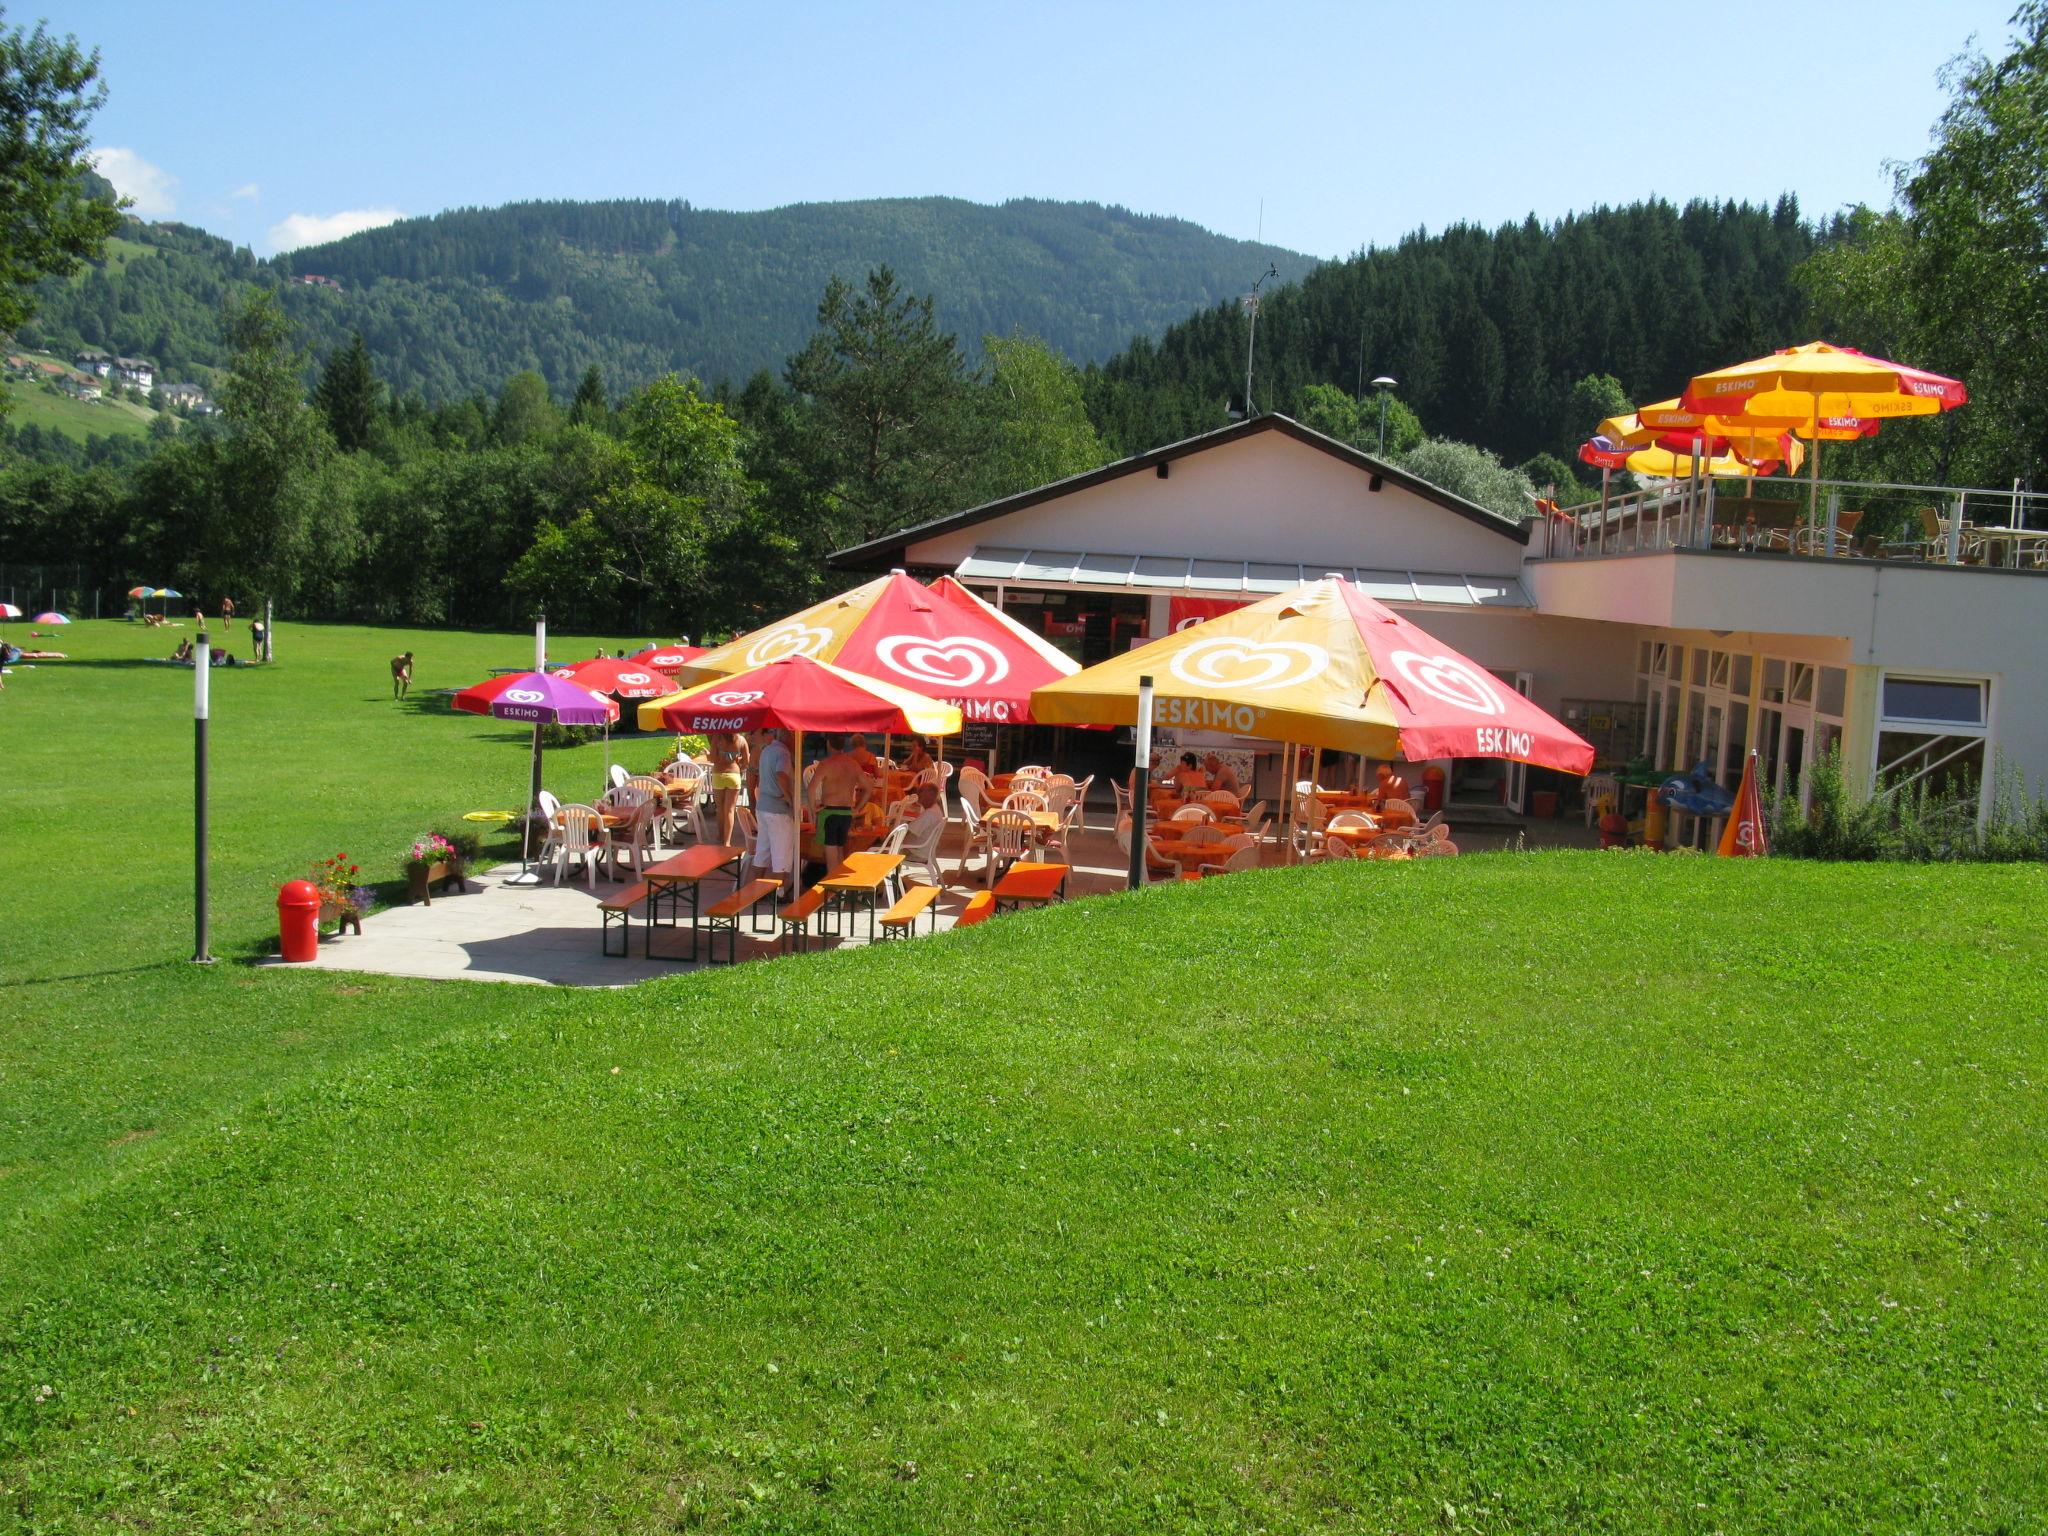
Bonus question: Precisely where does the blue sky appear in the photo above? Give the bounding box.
[51,0,2020,259]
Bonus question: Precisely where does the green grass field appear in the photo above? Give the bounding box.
[2,620,2044,1532]
[4,376,162,440]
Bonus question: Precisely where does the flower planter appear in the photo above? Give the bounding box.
[406,860,466,905]
[321,903,363,936]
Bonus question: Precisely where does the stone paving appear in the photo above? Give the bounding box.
[274,808,1594,988]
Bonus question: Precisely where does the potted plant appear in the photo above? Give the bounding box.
[309,852,371,936]
[402,832,460,905]
[430,825,483,891]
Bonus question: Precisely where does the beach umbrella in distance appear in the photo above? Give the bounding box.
[127,584,153,599]
[1681,342,1966,519]
[629,643,707,674]
[552,656,677,701]
[0,602,20,620]
[32,611,68,625]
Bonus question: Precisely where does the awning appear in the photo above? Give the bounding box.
[953,547,1531,608]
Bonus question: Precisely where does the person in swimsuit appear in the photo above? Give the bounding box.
[809,734,872,873]
[706,729,749,846]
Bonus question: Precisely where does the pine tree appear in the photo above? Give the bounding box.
[313,332,378,452]
[570,363,608,425]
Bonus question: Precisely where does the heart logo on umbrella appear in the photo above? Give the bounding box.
[1389,650,1504,715]
[616,671,654,687]
[504,688,546,704]
[744,624,832,667]
[1168,638,1330,692]
[874,634,1009,688]
[706,689,764,707]
[648,653,688,667]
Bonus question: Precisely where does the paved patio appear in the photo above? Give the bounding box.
[274,806,1595,987]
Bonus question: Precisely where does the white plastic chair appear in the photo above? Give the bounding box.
[900,807,945,888]
[1322,833,1355,860]
[1180,824,1230,846]
[1115,815,1181,882]
[958,798,990,878]
[1328,810,1375,831]
[1002,789,1049,813]
[608,798,662,879]
[980,808,1035,887]
[536,789,564,861]
[1169,804,1213,824]
[553,804,610,889]
[1200,844,1261,876]
[1583,772,1621,828]
[958,765,990,817]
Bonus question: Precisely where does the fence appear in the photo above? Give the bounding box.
[0,563,137,619]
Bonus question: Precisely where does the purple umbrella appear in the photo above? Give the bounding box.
[455,670,618,883]
[477,670,620,726]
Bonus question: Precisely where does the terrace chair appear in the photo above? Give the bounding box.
[1002,789,1049,813]
[1068,774,1096,830]
[958,764,990,818]
[1013,764,1050,781]
[622,775,672,844]
[1114,816,1181,882]
[608,763,630,791]
[535,788,565,862]
[958,798,991,879]
[1041,792,1086,861]
[1328,810,1375,831]
[1042,779,1078,818]
[980,808,1036,888]
[872,821,912,902]
[1202,790,1243,811]
[1322,834,1357,860]
[1169,804,1213,825]
[899,802,946,889]
[607,798,663,880]
[1200,844,1261,877]
[553,804,611,890]
[1179,824,1230,846]
[1582,773,1622,828]
[1110,779,1133,825]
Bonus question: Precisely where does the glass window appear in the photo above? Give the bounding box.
[1881,676,1986,728]
[1818,667,1847,719]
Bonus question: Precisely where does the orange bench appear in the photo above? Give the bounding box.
[877,883,943,939]
[598,882,649,958]
[954,890,995,928]
[701,877,782,965]
[777,886,829,952]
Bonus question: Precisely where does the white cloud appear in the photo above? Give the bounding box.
[267,206,404,252]
[228,182,261,202]
[91,147,177,217]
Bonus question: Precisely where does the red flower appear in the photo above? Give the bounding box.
[348,865,358,874]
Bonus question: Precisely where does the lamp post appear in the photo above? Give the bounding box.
[1371,376,1398,456]
[1128,674,1155,891]
[192,627,212,963]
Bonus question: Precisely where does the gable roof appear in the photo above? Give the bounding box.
[829,413,1529,571]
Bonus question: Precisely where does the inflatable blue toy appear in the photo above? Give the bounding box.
[1656,759,1736,815]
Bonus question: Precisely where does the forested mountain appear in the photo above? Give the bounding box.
[15,196,1317,399]
[1082,198,1823,466]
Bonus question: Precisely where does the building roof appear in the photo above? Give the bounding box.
[952,547,1531,608]
[829,413,1528,570]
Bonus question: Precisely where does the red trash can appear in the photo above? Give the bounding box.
[277,879,320,962]
[1421,766,1446,812]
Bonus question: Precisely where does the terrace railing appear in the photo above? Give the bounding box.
[1531,477,2048,570]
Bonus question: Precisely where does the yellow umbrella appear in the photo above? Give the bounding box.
[1622,444,1763,479]
[1682,342,1967,518]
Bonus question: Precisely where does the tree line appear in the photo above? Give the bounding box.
[0,268,1113,634]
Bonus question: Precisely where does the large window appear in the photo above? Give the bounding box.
[1876,673,1991,816]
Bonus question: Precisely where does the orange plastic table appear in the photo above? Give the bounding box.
[992,860,1069,910]
[815,851,904,940]
[642,843,748,961]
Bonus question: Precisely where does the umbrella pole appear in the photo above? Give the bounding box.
[791,728,805,903]
[507,723,544,886]
[1808,393,1821,529]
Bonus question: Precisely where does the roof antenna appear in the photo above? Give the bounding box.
[1241,260,1279,420]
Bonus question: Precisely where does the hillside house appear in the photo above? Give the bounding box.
[158,381,210,411]
[111,357,155,393]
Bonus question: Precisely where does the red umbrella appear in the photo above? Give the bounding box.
[630,644,707,674]
[552,656,676,700]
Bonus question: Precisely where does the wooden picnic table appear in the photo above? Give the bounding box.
[992,860,1069,911]
[642,843,748,961]
[815,851,903,941]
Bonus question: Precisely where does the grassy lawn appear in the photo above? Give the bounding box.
[2,620,2045,1532]
[3,377,162,440]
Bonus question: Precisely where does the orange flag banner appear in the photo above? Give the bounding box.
[1717,750,1769,857]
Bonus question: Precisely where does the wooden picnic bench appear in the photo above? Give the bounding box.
[598,881,649,958]
[701,877,782,965]
[777,887,828,952]
[954,890,996,928]
[877,883,943,939]
[992,860,1069,913]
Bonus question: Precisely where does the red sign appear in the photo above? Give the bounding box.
[1168,596,1250,633]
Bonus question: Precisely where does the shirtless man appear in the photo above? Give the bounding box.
[809,734,873,872]
[1201,753,1242,798]
[391,651,414,699]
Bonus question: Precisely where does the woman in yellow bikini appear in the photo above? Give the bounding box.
[706,730,749,846]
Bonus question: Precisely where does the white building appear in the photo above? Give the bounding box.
[832,415,2044,833]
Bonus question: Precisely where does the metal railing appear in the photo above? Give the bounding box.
[1532,476,2048,569]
